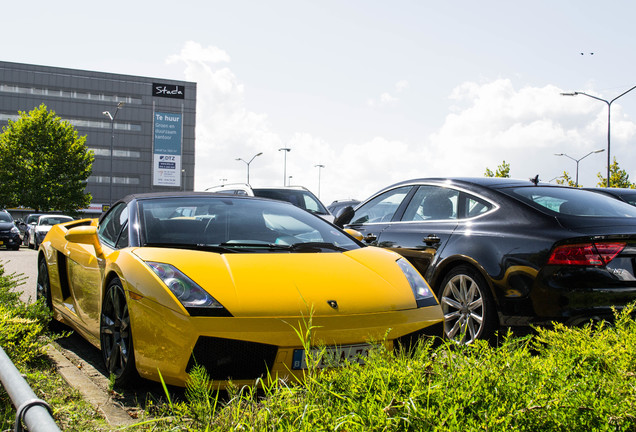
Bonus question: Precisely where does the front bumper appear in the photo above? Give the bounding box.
[0,232,21,247]
[128,295,444,388]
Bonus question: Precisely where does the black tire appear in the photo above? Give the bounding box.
[37,257,53,311]
[11,245,19,251]
[100,278,138,387]
[438,265,497,344]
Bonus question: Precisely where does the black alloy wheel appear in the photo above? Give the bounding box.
[36,257,53,311]
[100,278,137,386]
[438,265,497,344]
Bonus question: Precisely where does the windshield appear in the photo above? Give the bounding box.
[504,187,636,218]
[138,196,359,252]
[39,216,73,226]
[0,213,12,223]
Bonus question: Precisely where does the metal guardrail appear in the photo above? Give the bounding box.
[0,345,60,432]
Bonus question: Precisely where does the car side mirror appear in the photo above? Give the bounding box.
[344,228,364,241]
[65,225,104,256]
[334,206,354,228]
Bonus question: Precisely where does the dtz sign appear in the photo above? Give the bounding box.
[153,83,185,99]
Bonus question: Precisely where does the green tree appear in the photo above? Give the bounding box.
[555,171,578,187]
[596,157,636,188]
[484,160,510,178]
[0,104,94,213]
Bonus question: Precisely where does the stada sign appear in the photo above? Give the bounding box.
[152,83,185,99]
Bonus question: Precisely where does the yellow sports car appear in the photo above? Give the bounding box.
[37,192,443,387]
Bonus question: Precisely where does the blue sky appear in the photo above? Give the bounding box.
[4,1,636,203]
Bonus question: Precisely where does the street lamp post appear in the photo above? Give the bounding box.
[554,149,604,187]
[235,152,263,184]
[314,164,325,198]
[561,85,636,187]
[278,148,291,186]
[102,101,125,206]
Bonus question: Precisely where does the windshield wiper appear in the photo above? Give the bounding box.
[144,242,237,253]
[288,242,347,252]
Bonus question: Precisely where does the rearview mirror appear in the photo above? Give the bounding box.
[334,206,354,228]
[65,225,104,256]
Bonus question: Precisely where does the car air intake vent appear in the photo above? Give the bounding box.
[186,336,278,381]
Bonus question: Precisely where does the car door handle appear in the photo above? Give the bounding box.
[423,234,440,245]
[363,233,377,243]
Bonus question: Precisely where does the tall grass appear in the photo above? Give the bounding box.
[141,306,636,431]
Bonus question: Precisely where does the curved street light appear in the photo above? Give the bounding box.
[561,85,636,187]
[278,148,291,186]
[554,149,604,187]
[235,152,263,184]
[102,101,125,206]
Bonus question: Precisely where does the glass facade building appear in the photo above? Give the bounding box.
[0,61,196,215]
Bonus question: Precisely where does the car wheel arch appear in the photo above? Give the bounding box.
[431,256,499,309]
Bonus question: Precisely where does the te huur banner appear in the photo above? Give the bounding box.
[153,112,182,187]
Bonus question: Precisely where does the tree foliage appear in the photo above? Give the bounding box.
[0,104,94,213]
[596,157,636,189]
[484,160,510,178]
[555,171,577,187]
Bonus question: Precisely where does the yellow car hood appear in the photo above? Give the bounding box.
[131,246,419,317]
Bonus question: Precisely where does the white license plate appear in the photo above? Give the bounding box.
[292,343,371,370]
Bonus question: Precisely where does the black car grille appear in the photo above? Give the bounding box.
[393,322,444,353]
[186,336,278,381]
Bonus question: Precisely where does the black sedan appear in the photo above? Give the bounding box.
[585,187,636,206]
[335,177,636,343]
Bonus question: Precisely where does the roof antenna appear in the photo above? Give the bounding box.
[530,175,539,186]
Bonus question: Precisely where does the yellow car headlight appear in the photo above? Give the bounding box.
[146,262,231,317]
[396,258,438,308]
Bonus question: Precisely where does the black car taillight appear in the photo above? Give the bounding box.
[547,242,626,266]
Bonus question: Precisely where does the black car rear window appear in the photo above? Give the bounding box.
[505,187,636,218]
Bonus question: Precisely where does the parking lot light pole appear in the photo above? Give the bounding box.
[554,149,604,187]
[278,148,291,186]
[235,152,263,185]
[314,164,325,198]
[102,101,125,205]
[561,85,636,187]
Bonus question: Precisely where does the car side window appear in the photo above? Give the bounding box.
[351,186,412,224]
[402,186,458,221]
[465,196,492,218]
[98,203,129,248]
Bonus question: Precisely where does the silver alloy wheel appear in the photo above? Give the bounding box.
[440,273,485,344]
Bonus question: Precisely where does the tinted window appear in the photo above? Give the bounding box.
[98,203,129,247]
[39,216,73,226]
[507,187,636,217]
[351,186,411,224]
[402,186,459,221]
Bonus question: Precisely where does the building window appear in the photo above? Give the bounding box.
[89,148,141,158]
[0,83,142,104]
[0,113,141,132]
[88,176,140,185]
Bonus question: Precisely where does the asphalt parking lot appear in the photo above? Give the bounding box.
[0,246,38,303]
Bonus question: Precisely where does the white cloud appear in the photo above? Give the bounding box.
[367,80,409,108]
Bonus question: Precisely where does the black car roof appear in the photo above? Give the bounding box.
[387,177,558,190]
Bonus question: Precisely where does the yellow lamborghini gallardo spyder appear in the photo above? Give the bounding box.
[37,192,443,387]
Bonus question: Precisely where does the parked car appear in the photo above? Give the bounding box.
[17,213,43,246]
[585,187,636,206]
[334,177,636,344]
[37,192,443,387]
[30,214,74,249]
[0,210,21,250]
[207,184,334,222]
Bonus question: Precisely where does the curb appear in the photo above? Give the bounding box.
[46,344,137,427]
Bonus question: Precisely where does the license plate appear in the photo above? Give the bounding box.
[0,241,3,245]
[292,343,371,370]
